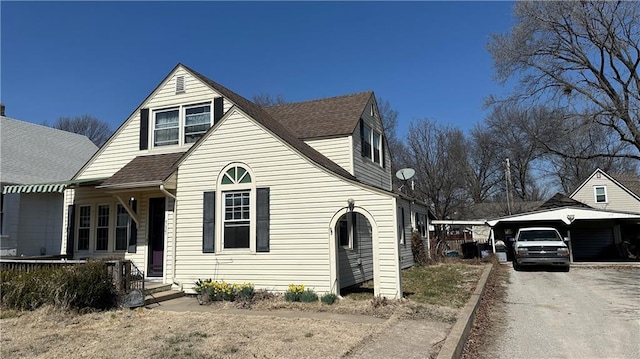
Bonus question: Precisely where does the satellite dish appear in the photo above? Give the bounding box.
[395,168,415,181]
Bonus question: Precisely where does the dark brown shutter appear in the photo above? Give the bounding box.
[382,138,386,168]
[256,188,270,252]
[128,199,138,253]
[214,97,224,123]
[360,119,365,157]
[66,205,76,258]
[140,108,149,150]
[203,191,216,253]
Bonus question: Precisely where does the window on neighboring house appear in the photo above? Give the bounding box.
[594,186,607,203]
[78,205,91,251]
[184,104,211,143]
[96,205,109,251]
[221,166,253,250]
[115,204,129,251]
[153,102,212,147]
[154,109,180,147]
[416,213,427,237]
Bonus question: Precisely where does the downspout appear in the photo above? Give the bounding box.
[160,184,180,290]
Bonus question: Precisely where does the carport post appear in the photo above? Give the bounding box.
[490,228,496,253]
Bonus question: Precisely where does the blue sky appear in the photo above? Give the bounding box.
[1,1,515,139]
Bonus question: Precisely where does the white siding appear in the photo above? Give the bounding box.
[572,175,640,213]
[305,136,353,174]
[352,99,392,190]
[77,67,226,180]
[174,109,402,297]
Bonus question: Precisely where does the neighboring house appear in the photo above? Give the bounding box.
[0,112,98,256]
[60,64,430,298]
[570,168,640,213]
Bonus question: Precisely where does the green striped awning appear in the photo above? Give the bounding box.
[2,183,67,194]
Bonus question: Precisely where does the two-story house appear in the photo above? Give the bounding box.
[61,64,430,298]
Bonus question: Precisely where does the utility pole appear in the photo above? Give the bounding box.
[505,158,513,215]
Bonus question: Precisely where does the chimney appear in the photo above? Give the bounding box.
[0,103,5,116]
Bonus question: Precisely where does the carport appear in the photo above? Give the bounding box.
[486,207,640,262]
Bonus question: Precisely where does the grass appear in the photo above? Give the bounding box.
[402,263,483,308]
[341,261,485,309]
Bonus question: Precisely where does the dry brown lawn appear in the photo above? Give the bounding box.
[0,262,486,359]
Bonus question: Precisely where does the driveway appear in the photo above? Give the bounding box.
[480,266,640,359]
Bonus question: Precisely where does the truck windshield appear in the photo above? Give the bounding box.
[519,230,561,241]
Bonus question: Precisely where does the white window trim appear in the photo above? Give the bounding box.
[77,204,92,252]
[151,101,213,149]
[114,203,130,252]
[95,204,111,252]
[594,185,608,203]
[217,164,256,253]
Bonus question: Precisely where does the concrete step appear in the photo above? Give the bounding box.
[144,282,172,295]
[145,289,185,306]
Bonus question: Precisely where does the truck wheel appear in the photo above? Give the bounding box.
[562,266,570,272]
[512,260,520,271]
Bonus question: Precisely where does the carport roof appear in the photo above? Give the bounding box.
[486,206,640,227]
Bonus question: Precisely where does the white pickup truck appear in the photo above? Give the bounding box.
[510,227,570,272]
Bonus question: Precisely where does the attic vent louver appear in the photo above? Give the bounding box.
[176,75,185,93]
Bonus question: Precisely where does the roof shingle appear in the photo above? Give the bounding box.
[100,152,184,187]
[263,92,373,139]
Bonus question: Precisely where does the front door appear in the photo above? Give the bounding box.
[148,197,165,277]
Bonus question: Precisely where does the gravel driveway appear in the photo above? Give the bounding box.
[482,266,640,359]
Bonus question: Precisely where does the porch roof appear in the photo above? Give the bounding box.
[97,152,184,189]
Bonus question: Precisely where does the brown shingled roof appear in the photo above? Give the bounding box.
[181,64,358,182]
[536,193,591,210]
[263,92,373,139]
[100,152,185,187]
[610,173,640,198]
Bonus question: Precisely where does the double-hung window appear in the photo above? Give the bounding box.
[594,186,607,203]
[96,205,109,251]
[185,104,211,143]
[154,109,180,147]
[153,102,212,147]
[220,165,254,250]
[115,204,129,251]
[78,205,91,251]
[224,191,251,249]
[361,122,383,166]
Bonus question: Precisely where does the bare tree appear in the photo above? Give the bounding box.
[488,1,640,160]
[52,115,111,147]
[465,125,503,203]
[405,118,468,219]
[252,93,287,107]
[485,104,549,201]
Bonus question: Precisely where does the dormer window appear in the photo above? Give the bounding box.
[153,102,212,147]
[360,121,383,166]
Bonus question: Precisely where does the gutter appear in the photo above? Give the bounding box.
[160,184,181,290]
